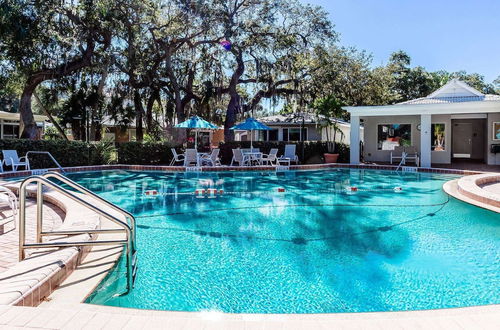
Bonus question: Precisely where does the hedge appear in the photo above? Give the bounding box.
[0,139,105,169]
[116,141,178,165]
[218,141,349,165]
[0,139,349,169]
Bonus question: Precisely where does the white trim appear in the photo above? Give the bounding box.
[451,114,487,119]
[344,101,500,117]
[453,153,471,158]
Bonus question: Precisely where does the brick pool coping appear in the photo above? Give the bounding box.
[0,162,491,180]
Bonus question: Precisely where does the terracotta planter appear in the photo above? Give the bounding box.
[324,153,339,163]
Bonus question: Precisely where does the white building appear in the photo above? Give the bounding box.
[0,111,48,139]
[344,79,500,167]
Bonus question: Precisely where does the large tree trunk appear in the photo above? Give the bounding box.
[134,90,144,141]
[33,92,68,140]
[223,50,245,142]
[224,95,239,141]
[19,82,41,139]
[19,37,99,139]
[90,62,109,141]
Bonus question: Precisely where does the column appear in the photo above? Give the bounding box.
[420,114,432,168]
[350,115,360,164]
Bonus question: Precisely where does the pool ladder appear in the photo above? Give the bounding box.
[18,171,138,294]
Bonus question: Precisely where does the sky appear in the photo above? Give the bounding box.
[303,0,500,83]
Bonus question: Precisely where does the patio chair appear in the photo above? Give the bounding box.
[278,144,299,164]
[404,146,419,166]
[261,148,279,165]
[169,148,185,166]
[0,185,18,234]
[200,149,221,166]
[183,149,198,167]
[2,150,30,171]
[390,146,405,165]
[230,149,249,166]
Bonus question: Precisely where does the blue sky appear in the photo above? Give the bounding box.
[304,0,500,83]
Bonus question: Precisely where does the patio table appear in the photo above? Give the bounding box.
[242,151,263,165]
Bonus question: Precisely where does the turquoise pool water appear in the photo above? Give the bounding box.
[75,169,499,313]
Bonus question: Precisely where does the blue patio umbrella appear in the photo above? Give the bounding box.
[230,117,271,149]
[175,115,218,146]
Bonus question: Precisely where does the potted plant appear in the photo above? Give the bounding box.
[312,95,345,163]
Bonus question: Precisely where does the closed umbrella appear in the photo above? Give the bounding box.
[230,117,271,149]
[174,115,219,147]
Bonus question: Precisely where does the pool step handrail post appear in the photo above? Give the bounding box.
[395,152,408,172]
[18,174,137,294]
[26,151,66,174]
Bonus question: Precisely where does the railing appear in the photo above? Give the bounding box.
[395,152,408,172]
[26,151,66,174]
[18,173,138,294]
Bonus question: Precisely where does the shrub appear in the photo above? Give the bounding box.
[218,141,349,164]
[116,141,179,165]
[0,139,104,168]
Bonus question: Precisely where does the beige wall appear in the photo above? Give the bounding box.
[487,113,500,165]
[361,115,452,164]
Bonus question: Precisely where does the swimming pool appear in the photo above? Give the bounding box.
[73,169,498,313]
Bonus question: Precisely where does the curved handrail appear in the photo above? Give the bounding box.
[26,151,66,173]
[42,171,137,249]
[19,175,135,292]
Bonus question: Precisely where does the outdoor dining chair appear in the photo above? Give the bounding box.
[261,148,279,165]
[169,148,185,166]
[230,149,250,166]
[200,149,221,166]
[183,149,198,167]
[278,144,299,164]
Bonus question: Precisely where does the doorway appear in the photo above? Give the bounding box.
[451,119,486,162]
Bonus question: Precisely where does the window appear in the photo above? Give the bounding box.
[432,123,445,151]
[2,122,19,139]
[377,124,411,150]
[258,129,279,141]
[282,127,307,141]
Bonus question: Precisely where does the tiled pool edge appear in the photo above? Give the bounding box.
[0,163,490,180]
[443,174,500,212]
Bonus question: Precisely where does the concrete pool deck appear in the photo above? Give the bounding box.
[1,303,499,329]
[0,164,499,329]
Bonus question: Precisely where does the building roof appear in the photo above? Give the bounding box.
[344,79,500,116]
[0,111,48,122]
[257,113,351,127]
[398,79,500,105]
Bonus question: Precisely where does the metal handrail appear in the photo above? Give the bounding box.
[395,152,408,172]
[26,151,66,173]
[18,175,137,293]
[41,171,137,249]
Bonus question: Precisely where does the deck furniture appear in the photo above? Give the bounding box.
[278,144,299,164]
[2,150,30,171]
[169,148,185,166]
[230,149,250,166]
[184,149,199,167]
[390,146,405,165]
[200,149,221,166]
[404,146,420,166]
[261,149,279,165]
[0,185,18,234]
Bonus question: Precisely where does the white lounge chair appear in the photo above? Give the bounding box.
[230,149,249,166]
[0,185,18,233]
[200,149,221,166]
[183,149,198,167]
[169,148,185,166]
[390,146,405,165]
[261,148,279,165]
[2,150,30,171]
[278,144,299,164]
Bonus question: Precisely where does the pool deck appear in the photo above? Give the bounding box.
[1,163,499,329]
[1,303,499,329]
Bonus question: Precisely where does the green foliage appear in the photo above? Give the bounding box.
[0,139,104,168]
[218,141,349,165]
[116,142,178,165]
